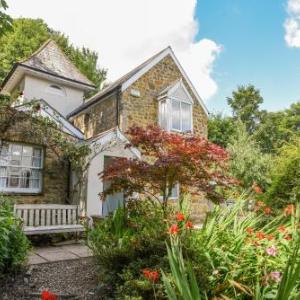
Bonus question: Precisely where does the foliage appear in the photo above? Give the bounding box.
[87,199,170,299]
[165,198,300,299]
[0,0,12,38]
[227,121,272,190]
[100,125,235,211]
[162,242,201,300]
[255,102,300,153]
[227,84,264,134]
[0,198,30,276]
[0,101,90,171]
[208,112,235,148]
[266,138,300,207]
[0,18,106,90]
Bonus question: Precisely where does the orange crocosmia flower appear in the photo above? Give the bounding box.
[246,227,254,234]
[278,225,286,233]
[41,291,57,300]
[175,212,185,222]
[256,231,266,240]
[284,204,295,216]
[151,270,159,282]
[142,269,159,283]
[284,234,292,241]
[266,234,274,241]
[169,224,179,235]
[252,182,263,194]
[252,240,260,246]
[264,207,272,215]
[185,220,193,229]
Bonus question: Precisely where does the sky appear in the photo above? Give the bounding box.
[6,0,300,114]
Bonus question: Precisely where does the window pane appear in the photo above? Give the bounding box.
[170,184,179,199]
[0,143,43,192]
[23,146,33,156]
[181,102,192,132]
[0,177,6,188]
[8,176,19,188]
[171,100,181,131]
[0,167,7,176]
[33,158,42,168]
[33,148,42,157]
[0,144,9,156]
[159,100,168,130]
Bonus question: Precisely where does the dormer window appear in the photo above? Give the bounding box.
[46,84,66,97]
[158,80,193,133]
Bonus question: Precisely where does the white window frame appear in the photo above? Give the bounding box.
[159,98,193,133]
[158,80,193,133]
[159,183,180,201]
[0,142,44,194]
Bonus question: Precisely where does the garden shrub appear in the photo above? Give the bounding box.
[266,138,300,207]
[0,198,30,276]
[227,121,272,191]
[162,198,299,299]
[88,199,170,299]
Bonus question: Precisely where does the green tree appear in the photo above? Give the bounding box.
[227,121,272,190]
[266,138,300,207]
[227,84,263,134]
[254,102,300,153]
[0,0,12,38]
[208,113,235,148]
[0,18,106,90]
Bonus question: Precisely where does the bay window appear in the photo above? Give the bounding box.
[158,80,193,133]
[0,142,43,193]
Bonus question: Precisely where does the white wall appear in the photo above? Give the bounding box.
[86,143,135,217]
[23,75,84,117]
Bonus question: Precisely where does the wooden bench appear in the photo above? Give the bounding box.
[14,204,85,235]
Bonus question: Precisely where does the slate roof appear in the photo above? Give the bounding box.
[19,39,95,88]
[67,47,170,118]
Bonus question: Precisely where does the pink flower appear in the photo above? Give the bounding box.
[266,245,277,256]
[270,271,281,283]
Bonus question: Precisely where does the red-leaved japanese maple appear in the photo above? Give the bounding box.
[99,125,235,211]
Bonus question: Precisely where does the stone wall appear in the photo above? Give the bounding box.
[1,117,70,205]
[120,54,208,136]
[72,94,118,139]
[120,54,209,223]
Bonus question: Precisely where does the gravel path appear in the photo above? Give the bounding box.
[0,257,100,300]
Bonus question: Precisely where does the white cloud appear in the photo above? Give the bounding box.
[285,0,300,47]
[7,0,221,100]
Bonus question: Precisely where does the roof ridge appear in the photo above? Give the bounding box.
[86,46,170,103]
[19,39,53,64]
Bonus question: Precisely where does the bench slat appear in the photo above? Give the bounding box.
[57,209,61,225]
[46,209,51,226]
[52,209,56,226]
[29,209,34,226]
[41,209,45,226]
[62,209,66,225]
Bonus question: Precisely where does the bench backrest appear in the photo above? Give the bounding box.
[14,204,80,227]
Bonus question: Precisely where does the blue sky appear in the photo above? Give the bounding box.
[196,0,300,114]
[8,0,300,115]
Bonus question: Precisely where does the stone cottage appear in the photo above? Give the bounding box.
[0,39,210,221]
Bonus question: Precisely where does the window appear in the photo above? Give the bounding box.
[158,81,193,133]
[0,143,43,193]
[159,99,192,132]
[46,84,66,96]
[160,183,180,200]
